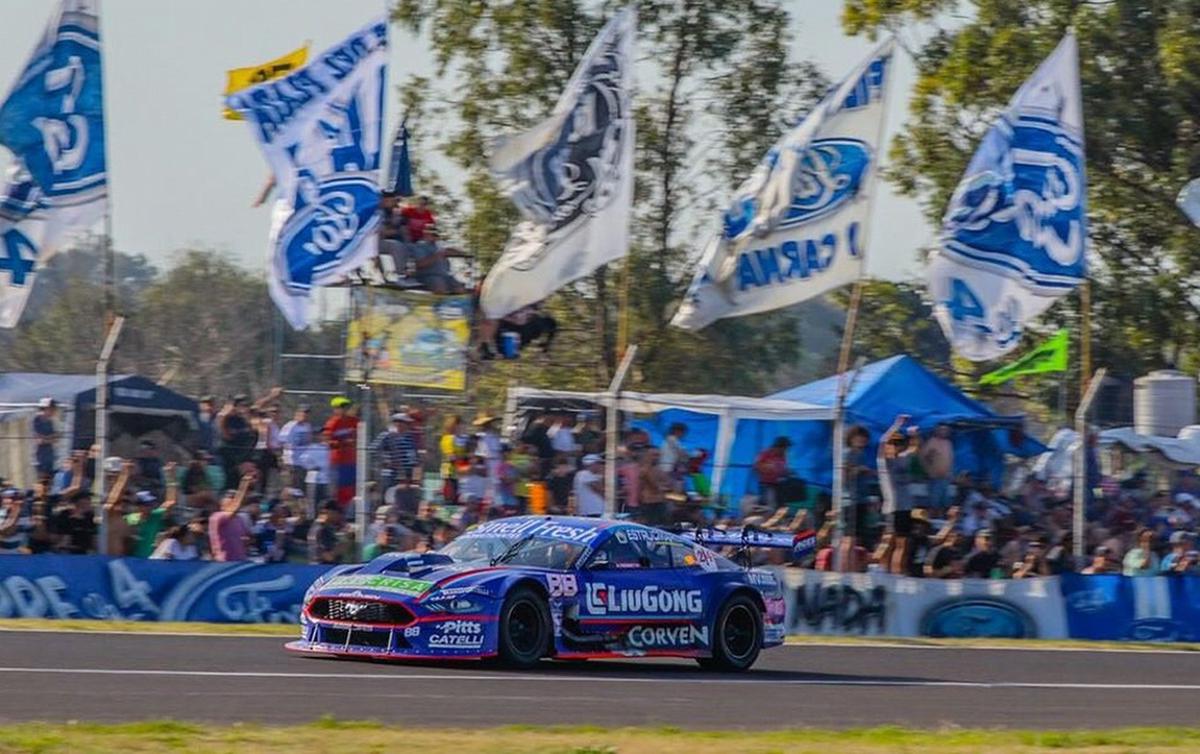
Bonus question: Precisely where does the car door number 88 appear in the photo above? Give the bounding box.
[547,574,578,598]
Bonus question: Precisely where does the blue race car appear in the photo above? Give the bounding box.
[288,515,787,671]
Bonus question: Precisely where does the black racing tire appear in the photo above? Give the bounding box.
[497,586,552,669]
[697,593,762,672]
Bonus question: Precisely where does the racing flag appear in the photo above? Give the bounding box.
[979,328,1068,386]
[0,0,108,328]
[671,38,894,330]
[222,44,309,121]
[479,6,636,320]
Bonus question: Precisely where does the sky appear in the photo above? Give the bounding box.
[0,0,932,284]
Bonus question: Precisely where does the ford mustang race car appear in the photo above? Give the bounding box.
[287,515,787,671]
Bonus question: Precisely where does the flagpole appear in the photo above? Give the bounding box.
[1080,279,1091,401]
[96,2,116,509]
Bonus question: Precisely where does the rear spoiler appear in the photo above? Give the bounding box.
[683,527,817,561]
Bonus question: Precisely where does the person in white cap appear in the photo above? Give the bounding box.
[573,454,606,517]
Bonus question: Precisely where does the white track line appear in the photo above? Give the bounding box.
[1,666,1199,690]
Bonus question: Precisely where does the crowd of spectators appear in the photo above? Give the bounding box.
[6,396,1200,581]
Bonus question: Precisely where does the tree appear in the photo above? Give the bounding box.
[832,280,951,373]
[392,0,827,403]
[843,0,1200,385]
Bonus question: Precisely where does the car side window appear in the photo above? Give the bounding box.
[589,537,645,569]
[640,539,674,569]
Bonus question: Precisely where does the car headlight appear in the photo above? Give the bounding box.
[422,586,494,614]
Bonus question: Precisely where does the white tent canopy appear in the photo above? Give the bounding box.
[507,386,834,497]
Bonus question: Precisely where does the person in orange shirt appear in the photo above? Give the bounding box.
[324,397,360,509]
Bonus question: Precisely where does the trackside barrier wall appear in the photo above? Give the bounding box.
[3,556,1200,642]
[0,555,328,623]
[775,569,1071,639]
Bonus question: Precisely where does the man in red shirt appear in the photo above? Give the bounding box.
[400,195,436,242]
[753,436,792,509]
[324,397,360,509]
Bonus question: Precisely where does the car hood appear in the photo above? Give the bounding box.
[311,554,506,602]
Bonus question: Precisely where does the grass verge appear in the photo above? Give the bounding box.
[3,721,1200,753]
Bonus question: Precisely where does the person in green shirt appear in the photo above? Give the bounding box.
[125,461,178,558]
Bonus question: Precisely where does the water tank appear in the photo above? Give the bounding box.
[1134,370,1196,437]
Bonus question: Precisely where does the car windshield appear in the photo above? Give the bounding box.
[438,535,513,563]
[494,536,585,570]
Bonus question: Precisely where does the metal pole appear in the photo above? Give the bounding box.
[95,316,124,555]
[831,280,865,572]
[605,345,638,517]
[356,402,369,561]
[1080,280,1092,400]
[1074,367,1106,562]
[831,355,866,572]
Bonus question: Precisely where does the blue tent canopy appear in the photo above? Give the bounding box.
[769,355,1045,488]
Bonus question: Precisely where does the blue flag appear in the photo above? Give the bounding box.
[227,17,388,330]
[388,120,412,196]
[928,33,1086,361]
[0,0,108,328]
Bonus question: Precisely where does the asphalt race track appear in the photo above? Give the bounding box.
[0,630,1198,729]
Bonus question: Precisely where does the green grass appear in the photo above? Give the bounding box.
[2,722,1200,753]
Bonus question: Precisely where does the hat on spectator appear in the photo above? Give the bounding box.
[68,489,93,502]
[0,487,18,499]
[284,487,305,499]
[391,412,411,423]
[582,453,603,466]
[321,500,341,512]
[135,490,157,506]
[297,403,311,412]
[199,394,215,404]
[37,397,55,408]
[1170,530,1193,545]
[103,456,122,475]
[1175,493,1198,508]
[233,394,250,405]
[330,396,352,408]
[473,413,498,427]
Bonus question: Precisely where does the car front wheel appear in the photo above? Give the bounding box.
[697,594,762,672]
[497,586,551,668]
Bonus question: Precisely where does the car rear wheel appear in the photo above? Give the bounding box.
[497,586,551,668]
[697,594,762,672]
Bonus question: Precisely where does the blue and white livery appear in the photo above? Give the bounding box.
[672,38,893,331]
[0,0,107,328]
[928,33,1087,361]
[289,516,787,671]
[227,17,387,330]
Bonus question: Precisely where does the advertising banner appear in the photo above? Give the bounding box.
[345,289,471,391]
[776,569,1069,639]
[0,554,327,623]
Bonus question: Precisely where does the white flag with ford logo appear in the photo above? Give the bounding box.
[672,39,894,331]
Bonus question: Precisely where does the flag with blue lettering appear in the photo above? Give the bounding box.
[479,6,636,320]
[672,39,894,331]
[0,0,107,328]
[227,17,387,330]
[928,33,1086,361]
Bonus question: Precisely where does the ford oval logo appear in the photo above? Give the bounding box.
[920,598,1035,639]
[722,138,870,239]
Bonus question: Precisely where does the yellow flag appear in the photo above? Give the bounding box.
[222,44,309,120]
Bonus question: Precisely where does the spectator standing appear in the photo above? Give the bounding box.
[659,423,688,478]
[101,461,136,556]
[549,415,580,460]
[573,454,606,517]
[1081,545,1118,574]
[134,440,165,496]
[753,436,793,509]
[279,405,313,491]
[217,395,258,485]
[375,413,419,490]
[196,395,218,455]
[254,502,293,563]
[209,473,255,562]
[439,415,465,502]
[1161,531,1196,574]
[920,424,954,509]
[924,530,966,578]
[878,415,917,574]
[308,500,352,564]
[840,425,873,572]
[32,397,58,483]
[125,462,178,558]
[55,489,98,554]
[638,448,671,525]
[252,405,284,493]
[963,529,1001,578]
[474,414,503,494]
[324,397,360,510]
[1123,528,1160,576]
